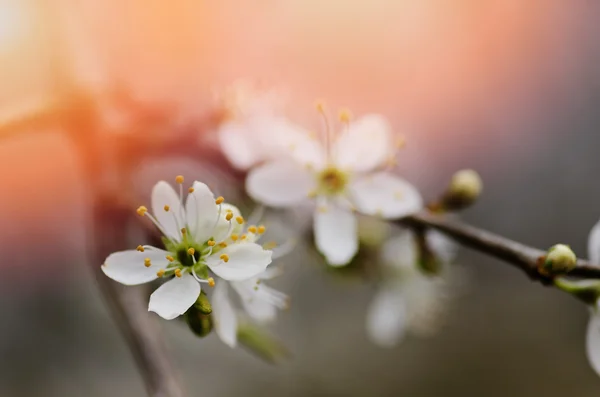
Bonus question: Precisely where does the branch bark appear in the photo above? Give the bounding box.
[403,211,600,282]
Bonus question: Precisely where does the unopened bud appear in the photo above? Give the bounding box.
[441,169,483,211]
[544,244,577,273]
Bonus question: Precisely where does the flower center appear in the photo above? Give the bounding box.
[176,245,202,267]
[317,166,348,196]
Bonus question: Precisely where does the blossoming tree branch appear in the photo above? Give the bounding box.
[27,82,600,396]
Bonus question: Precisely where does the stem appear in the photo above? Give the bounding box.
[402,211,600,282]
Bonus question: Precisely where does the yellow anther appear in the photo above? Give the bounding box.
[166,255,174,262]
[315,100,326,113]
[339,108,352,123]
[257,225,266,234]
[219,242,228,248]
[230,234,239,241]
[248,226,257,234]
[175,175,184,184]
[225,212,234,221]
[263,241,277,249]
[187,248,195,256]
[156,269,165,277]
[236,216,244,225]
[181,228,187,235]
[396,136,406,149]
[136,206,148,216]
[386,155,398,168]
[240,234,247,240]
[174,268,182,277]
[207,240,216,247]
[208,277,215,287]
[220,254,230,263]
[188,187,195,193]
[307,190,318,198]
[215,196,224,205]
[163,205,170,212]
[136,245,145,252]
[144,258,152,267]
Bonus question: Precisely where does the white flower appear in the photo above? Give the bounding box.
[585,219,600,375]
[215,82,292,170]
[101,177,273,321]
[211,217,290,348]
[244,109,423,266]
[366,229,458,348]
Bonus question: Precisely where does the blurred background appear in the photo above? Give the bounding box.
[1,0,600,395]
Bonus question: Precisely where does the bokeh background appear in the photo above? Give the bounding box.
[1,0,600,395]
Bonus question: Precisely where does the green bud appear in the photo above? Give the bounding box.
[544,244,577,274]
[185,292,213,337]
[441,169,483,211]
[554,277,600,305]
[237,323,290,364]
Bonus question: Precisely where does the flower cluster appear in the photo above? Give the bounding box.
[102,176,287,347]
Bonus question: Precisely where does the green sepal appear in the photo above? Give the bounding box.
[237,323,290,364]
[554,277,600,305]
[194,290,212,314]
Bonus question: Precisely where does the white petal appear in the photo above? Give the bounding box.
[212,281,238,347]
[148,274,200,320]
[213,203,243,242]
[231,279,278,323]
[427,229,458,264]
[102,248,170,286]
[589,219,600,265]
[333,114,392,173]
[151,181,185,241]
[218,121,263,170]
[264,117,327,169]
[314,200,358,266]
[366,287,407,348]
[206,243,272,281]
[246,160,314,207]
[350,173,423,219]
[380,230,418,271]
[587,309,600,376]
[185,181,219,243]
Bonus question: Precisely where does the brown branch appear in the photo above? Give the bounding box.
[402,211,600,283]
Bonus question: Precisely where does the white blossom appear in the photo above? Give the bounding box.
[101,177,273,323]
[586,219,600,375]
[366,228,458,347]
[241,108,422,266]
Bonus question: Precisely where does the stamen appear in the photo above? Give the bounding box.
[207,240,216,247]
[219,242,228,248]
[257,225,266,234]
[230,234,239,241]
[208,277,215,287]
[188,187,195,193]
[144,258,152,267]
[187,248,195,256]
[191,267,202,282]
[263,241,277,250]
[236,216,244,225]
[181,228,187,235]
[248,225,257,234]
[156,269,165,277]
[163,205,170,212]
[339,108,352,123]
[174,269,183,278]
[225,212,233,221]
[307,190,318,198]
[136,206,148,216]
[316,99,332,161]
[175,175,184,184]
[166,255,175,262]
[136,245,145,252]
[396,136,406,149]
[220,254,230,263]
[240,234,247,240]
[215,196,224,205]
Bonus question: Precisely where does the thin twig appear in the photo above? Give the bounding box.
[402,211,600,283]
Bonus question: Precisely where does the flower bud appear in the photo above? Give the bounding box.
[544,244,577,273]
[237,323,290,363]
[441,169,483,211]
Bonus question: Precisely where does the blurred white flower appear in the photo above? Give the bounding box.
[244,108,422,266]
[366,228,459,348]
[101,177,273,322]
[215,81,292,170]
[586,220,600,375]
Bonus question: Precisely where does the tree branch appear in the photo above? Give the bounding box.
[403,211,600,282]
